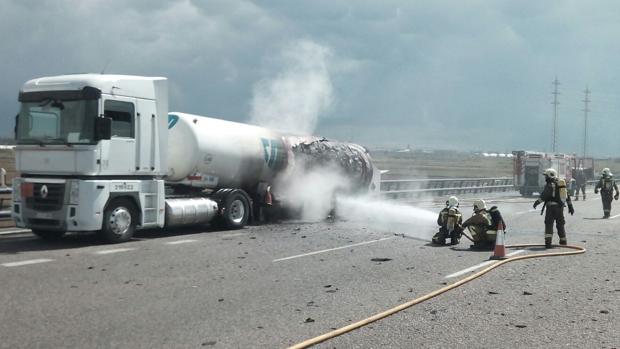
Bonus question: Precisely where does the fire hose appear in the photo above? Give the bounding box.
[288,243,585,349]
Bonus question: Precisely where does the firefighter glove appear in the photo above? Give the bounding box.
[568,205,574,215]
[533,199,542,209]
[615,193,619,200]
[594,189,599,194]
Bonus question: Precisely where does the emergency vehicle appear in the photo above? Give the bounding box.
[512,150,575,197]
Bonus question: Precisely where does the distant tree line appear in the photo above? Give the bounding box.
[0,137,16,145]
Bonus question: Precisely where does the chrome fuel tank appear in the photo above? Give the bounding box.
[164,197,218,227]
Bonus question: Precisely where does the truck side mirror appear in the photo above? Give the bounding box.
[95,117,112,141]
[14,114,18,139]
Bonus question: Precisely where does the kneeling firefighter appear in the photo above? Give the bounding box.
[533,168,574,248]
[462,199,505,250]
[432,196,464,245]
[594,168,619,218]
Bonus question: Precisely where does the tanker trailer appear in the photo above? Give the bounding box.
[164,113,379,226]
[163,112,291,229]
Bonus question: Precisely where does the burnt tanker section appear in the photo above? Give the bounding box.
[288,138,375,193]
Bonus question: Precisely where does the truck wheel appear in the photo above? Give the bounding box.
[219,190,251,229]
[99,198,137,243]
[32,230,65,240]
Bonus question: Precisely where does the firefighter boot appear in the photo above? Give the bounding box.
[557,224,567,246]
[544,224,553,249]
[432,231,446,245]
[449,230,461,245]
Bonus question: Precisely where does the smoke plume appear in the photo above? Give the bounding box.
[275,161,351,222]
[250,39,333,134]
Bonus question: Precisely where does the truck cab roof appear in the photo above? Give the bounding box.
[20,74,167,100]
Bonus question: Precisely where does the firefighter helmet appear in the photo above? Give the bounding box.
[473,199,487,212]
[447,196,459,208]
[602,168,612,177]
[543,168,557,178]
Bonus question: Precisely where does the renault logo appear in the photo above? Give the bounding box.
[40,185,49,199]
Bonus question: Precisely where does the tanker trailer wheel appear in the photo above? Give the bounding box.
[218,190,251,229]
[32,230,65,240]
[99,198,137,243]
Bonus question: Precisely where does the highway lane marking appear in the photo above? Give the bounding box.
[2,258,54,267]
[273,237,395,262]
[95,248,136,255]
[445,249,526,278]
[0,229,32,235]
[165,239,198,245]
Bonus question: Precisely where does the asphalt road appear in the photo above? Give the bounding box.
[0,193,618,349]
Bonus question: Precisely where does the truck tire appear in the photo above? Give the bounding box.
[218,190,251,229]
[32,230,65,240]
[99,198,137,243]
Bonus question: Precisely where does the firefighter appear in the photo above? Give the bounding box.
[594,168,619,218]
[432,196,463,245]
[574,167,587,201]
[533,168,574,248]
[568,178,577,199]
[462,199,496,250]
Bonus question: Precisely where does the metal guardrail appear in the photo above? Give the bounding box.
[380,177,514,200]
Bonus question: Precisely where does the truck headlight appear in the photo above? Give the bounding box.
[12,179,22,202]
[69,181,79,204]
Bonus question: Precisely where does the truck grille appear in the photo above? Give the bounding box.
[28,218,62,228]
[25,183,65,211]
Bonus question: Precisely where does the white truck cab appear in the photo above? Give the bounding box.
[12,74,169,241]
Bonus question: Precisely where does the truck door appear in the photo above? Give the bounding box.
[101,96,137,174]
[135,99,158,173]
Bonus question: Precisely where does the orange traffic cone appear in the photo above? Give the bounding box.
[489,223,506,260]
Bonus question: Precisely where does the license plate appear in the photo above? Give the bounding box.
[35,212,53,219]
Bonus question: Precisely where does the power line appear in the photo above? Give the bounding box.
[551,77,560,152]
[582,87,591,158]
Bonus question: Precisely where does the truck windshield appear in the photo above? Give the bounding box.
[16,99,98,145]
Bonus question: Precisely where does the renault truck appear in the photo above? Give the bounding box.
[11,74,378,242]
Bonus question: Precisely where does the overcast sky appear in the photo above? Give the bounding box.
[1,1,619,156]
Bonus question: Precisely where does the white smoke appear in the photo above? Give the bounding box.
[276,161,351,222]
[250,39,333,134]
[336,196,438,240]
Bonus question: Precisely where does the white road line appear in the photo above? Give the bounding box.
[95,248,136,255]
[445,249,526,278]
[0,229,32,235]
[610,213,620,219]
[2,258,54,267]
[273,237,395,262]
[165,239,198,245]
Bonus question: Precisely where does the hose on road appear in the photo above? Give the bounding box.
[288,243,586,349]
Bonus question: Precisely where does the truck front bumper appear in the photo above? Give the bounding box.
[12,180,108,232]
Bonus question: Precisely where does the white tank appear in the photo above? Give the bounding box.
[166,112,288,189]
